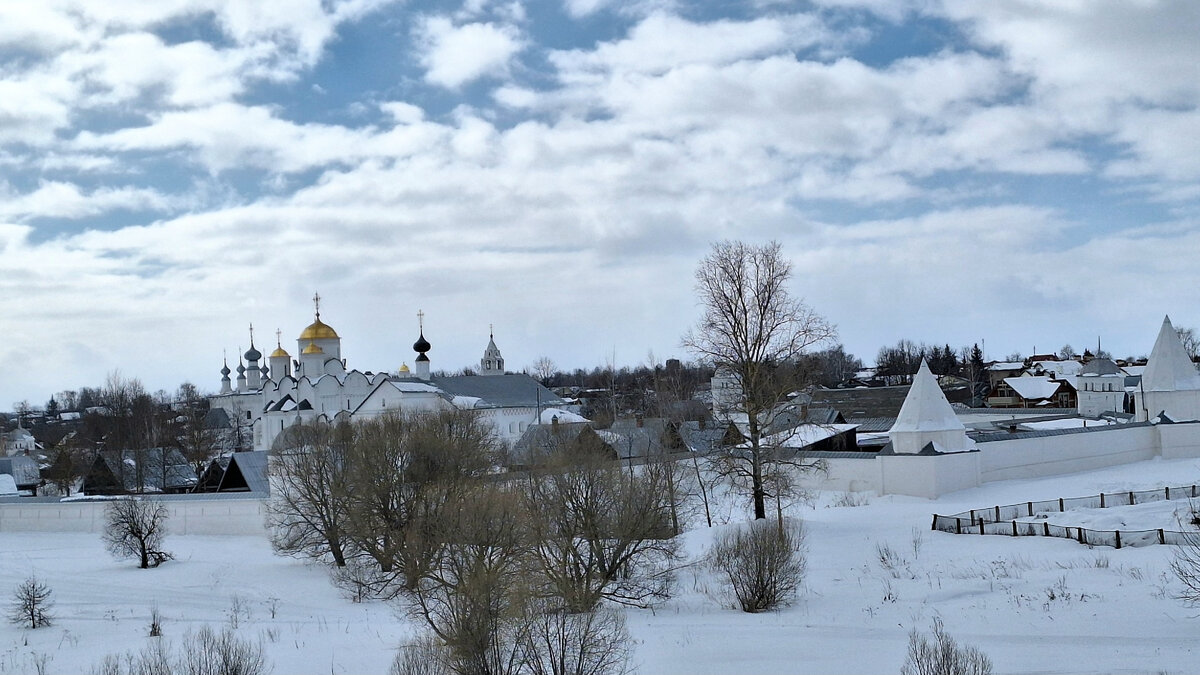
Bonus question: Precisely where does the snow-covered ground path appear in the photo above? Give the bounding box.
[3,456,1200,674]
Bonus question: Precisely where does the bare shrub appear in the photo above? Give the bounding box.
[92,626,269,675]
[1171,525,1200,605]
[519,601,631,675]
[149,604,163,637]
[389,634,454,675]
[707,518,805,613]
[901,619,992,675]
[179,625,270,675]
[102,497,173,569]
[9,575,54,628]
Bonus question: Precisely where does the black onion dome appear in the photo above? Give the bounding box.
[244,345,262,361]
[413,331,431,354]
[221,363,231,376]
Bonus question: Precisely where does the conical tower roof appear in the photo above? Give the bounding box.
[890,360,964,433]
[1142,315,1200,392]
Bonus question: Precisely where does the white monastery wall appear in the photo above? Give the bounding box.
[0,498,267,535]
[977,426,1158,484]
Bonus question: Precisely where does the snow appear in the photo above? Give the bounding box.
[0,475,15,496]
[1016,418,1115,431]
[451,395,483,409]
[750,424,859,449]
[5,458,1200,673]
[1002,376,1064,401]
[537,408,587,424]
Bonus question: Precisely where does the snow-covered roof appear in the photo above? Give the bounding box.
[1142,316,1200,392]
[0,474,15,495]
[1003,376,1066,401]
[749,424,859,449]
[537,408,588,424]
[1036,360,1084,377]
[890,361,965,433]
[987,361,1026,372]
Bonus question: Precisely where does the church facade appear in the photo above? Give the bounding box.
[210,297,566,452]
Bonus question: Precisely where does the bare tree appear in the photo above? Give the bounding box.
[523,445,680,613]
[1177,327,1199,361]
[103,497,173,568]
[9,576,53,628]
[900,619,992,675]
[530,357,557,385]
[343,410,498,593]
[706,518,805,613]
[409,485,531,675]
[682,240,835,519]
[265,421,353,567]
[178,406,220,483]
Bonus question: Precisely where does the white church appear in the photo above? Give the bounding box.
[210,296,566,453]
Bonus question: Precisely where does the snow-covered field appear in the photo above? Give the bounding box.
[4,457,1200,674]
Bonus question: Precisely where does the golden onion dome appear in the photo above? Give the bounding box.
[399,363,410,373]
[302,341,324,355]
[299,318,339,341]
[270,346,290,358]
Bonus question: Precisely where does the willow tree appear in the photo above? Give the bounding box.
[683,241,835,520]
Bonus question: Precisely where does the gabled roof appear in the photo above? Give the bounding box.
[677,421,726,453]
[1142,315,1200,392]
[431,374,565,409]
[510,422,614,464]
[1079,357,1123,376]
[890,360,965,433]
[86,448,196,494]
[216,451,269,494]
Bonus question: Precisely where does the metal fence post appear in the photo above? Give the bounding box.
[1115,530,1121,549]
[1100,492,1106,508]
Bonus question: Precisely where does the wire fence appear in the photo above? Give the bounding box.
[931,485,1200,549]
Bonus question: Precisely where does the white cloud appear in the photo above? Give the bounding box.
[416,17,525,89]
[0,181,180,221]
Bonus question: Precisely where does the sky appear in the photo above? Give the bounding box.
[2,0,1200,408]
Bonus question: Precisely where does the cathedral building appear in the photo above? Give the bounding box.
[210,296,567,452]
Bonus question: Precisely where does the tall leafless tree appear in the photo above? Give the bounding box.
[682,241,835,519]
[265,421,354,567]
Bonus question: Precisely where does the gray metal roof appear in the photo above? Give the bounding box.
[218,451,270,494]
[677,421,726,453]
[0,456,41,488]
[973,420,1155,443]
[430,374,565,409]
[1079,357,1123,376]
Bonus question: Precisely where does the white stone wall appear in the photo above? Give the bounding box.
[977,426,1158,483]
[0,498,267,535]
